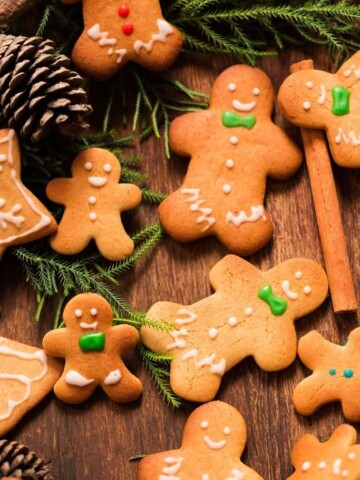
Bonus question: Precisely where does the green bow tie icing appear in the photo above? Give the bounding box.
[222,111,257,129]
[79,332,105,352]
[331,85,350,116]
[258,284,288,316]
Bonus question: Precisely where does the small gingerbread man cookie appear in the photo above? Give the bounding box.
[159,65,302,256]
[60,0,183,79]
[294,328,360,421]
[279,51,360,168]
[46,148,142,261]
[137,401,264,480]
[42,293,142,404]
[0,129,57,260]
[141,255,328,402]
[287,424,360,480]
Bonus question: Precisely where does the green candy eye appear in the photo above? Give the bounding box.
[344,369,354,378]
[329,368,336,375]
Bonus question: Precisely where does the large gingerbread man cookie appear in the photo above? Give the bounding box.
[0,129,57,260]
[278,51,360,168]
[42,293,142,404]
[159,65,302,256]
[138,401,264,480]
[293,328,360,422]
[60,0,183,79]
[141,255,328,402]
[46,148,142,261]
[287,424,360,480]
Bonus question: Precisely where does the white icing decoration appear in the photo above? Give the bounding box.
[203,435,226,450]
[65,370,94,387]
[88,176,108,187]
[159,457,183,480]
[223,184,232,194]
[175,309,197,326]
[89,212,97,221]
[230,136,239,145]
[88,196,97,205]
[0,202,24,230]
[226,205,266,228]
[228,83,237,92]
[333,459,342,475]
[306,81,313,88]
[304,286,312,294]
[228,316,238,327]
[0,130,51,247]
[303,101,311,110]
[295,271,302,279]
[108,48,114,55]
[348,453,356,460]
[181,349,226,376]
[223,427,231,435]
[201,421,209,429]
[302,462,311,472]
[134,19,173,54]
[166,328,189,350]
[90,308,98,316]
[181,188,216,232]
[226,159,235,169]
[75,309,83,318]
[245,307,253,316]
[80,321,98,330]
[84,162,93,171]
[115,49,127,64]
[103,163,112,173]
[281,280,298,300]
[342,471,349,478]
[335,128,360,146]
[208,328,218,339]
[343,64,360,79]
[202,475,210,480]
[0,339,48,421]
[87,23,116,45]
[104,369,121,385]
[253,87,260,96]
[228,469,245,480]
[232,99,256,112]
[318,462,326,470]
[318,84,326,105]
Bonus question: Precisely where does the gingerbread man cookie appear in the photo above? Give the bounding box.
[46,148,142,261]
[0,337,62,437]
[138,401,263,480]
[42,293,142,404]
[159,65,302,256]
[141,255,328,402]
[0,129,57,260]
[293,328,360,422]
[287,424,360,480]
[60,0,183,80]
[279,51,360,168]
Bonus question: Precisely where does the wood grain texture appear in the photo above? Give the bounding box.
[1,49,359,480]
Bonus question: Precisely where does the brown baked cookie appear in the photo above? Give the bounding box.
[46,148,142,261]
[287,424,360,480]
[60,0,183,79]
[278,51,360,167]
[0,129,57,260]
[0,337,62,437]
[293,328,360,422]
[42,293,142,404]
[137,401,264,480]
[141,255,328,402]
[159,65,302,256]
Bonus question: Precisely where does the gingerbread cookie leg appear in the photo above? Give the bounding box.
[293,376,339,416]
[94,227,134,261]
[54,373,97,404]
[102,369,142,403]
[50,219,91,255]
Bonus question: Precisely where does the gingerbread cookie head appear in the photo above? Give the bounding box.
[61,0,184,80]
[288,425,360,480]
[278,52,360,167]
[293,328,360,422]
[71,148,121,186]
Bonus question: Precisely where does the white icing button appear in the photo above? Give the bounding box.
[228,316,238,327]
[88,196,97,205]
[253,87,260,95]
[108,48,114,55]
[226,159,235,169]
[202,475,210,480]
[89,212,97,221]
[228,83,236,92]
[306,81,314,88]
[302,461,311,472]
[348,452,356,460]
[90,308,98,316]
[208,328,218,339]
[303,101,311,110]
[223,427,231,435]
[245,307,253,316]
[223,184,232,194]
[200,421,209,429]
[342,471,349,477]
[304,286,312,294]
[103,163,112,173]
[318,462,326,470]
[84,162,93,171]
[295,271,302,279]
[75,309,82,318]
[230,136,239,145]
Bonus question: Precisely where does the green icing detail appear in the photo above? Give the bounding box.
[79,332,105,352]
[222,111,257,129]
[344,369,354,378]
[258,284,288,316]
[329,368,336,375]
[331,85,350,116]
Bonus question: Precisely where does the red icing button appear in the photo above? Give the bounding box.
[122,23,134,35]
[118,4,130,18]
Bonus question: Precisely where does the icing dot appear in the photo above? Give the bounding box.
[103,163,112,173]
[228,83,237,92]
[201,421,209,429]
[344,70,352,78]
[344,369,354,378]
[302,461,311,472]
[303,101,311,110]
[223,427,231,435]
[304,286,312,294]
[245,307,253,316]
[122,23,134,35]
[89,196,97,205]
[230,136,239,145]
[89,212,97,221]
[329,368,336,375]
[84,162,93,171]
[118,4,130,17]
[75,309,83,318]
[342,471,349,477]
[108,48,114,55]
[208,328,218,339]
[306,81,314,89]
[348,453,356,460]
[223,184,232,194]
[90,308,98,316]
[295,271,302,279]
[226,159,235,169]
[202,475,210,480]
[253,87,260,96]
[318,462,327,470]
[228,316,238,327]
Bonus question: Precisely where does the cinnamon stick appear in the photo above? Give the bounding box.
[290,59,357,313]
[0,0,42,26]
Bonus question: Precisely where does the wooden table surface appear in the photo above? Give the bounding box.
[1,47,360,480]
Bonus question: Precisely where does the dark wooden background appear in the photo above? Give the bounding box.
[1,47,360,480]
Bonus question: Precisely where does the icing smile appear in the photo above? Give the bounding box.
[88,176,108,187]
[232,99,256,112]
[80,321,98,330]
[203,435,226,449]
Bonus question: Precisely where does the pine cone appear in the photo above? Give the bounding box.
[0,34,92,142]
[0,439,53,480]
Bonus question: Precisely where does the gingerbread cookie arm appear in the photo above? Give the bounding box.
[297,330,334,369]
[338,51,360,77]
[109,324,139,352]
[290,432,321,471]
[137,450,181,480]
[209,254,259,291]
[46,178,74,205]
[115,184,142,210]
[42,328,69,357]
[293,373,340,416]
[170,111,211,157]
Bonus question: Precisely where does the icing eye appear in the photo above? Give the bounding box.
[294,271,302,279]
[75,309,83,318]
[200,421,209,429]
[90,308,98,316]
[252,87,260,96]
[223,427,231,435]
[303,101,311,111]
[103,163,112,173]
[306,81,314,89]
[228,83,236,92]
[304,286,312,294]
[84,162,93,171]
